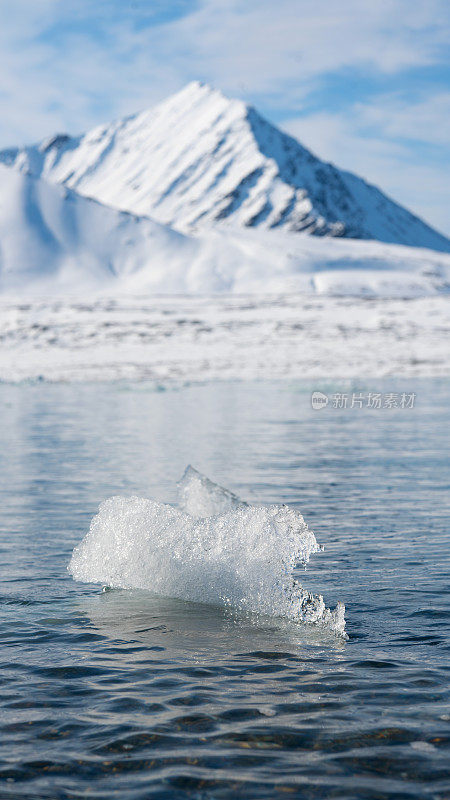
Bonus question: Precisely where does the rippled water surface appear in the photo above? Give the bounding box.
[0,379,449,799]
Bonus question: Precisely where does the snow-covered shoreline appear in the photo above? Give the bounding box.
[1,293,448,383]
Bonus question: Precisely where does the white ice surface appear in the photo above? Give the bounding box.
[0,293,448,383]
[0,163,201,295]
[178,465,246,517]
[69,469,345,635]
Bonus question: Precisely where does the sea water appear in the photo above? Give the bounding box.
[0,379,449,799]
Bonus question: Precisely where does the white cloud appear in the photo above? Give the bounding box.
[170,0,448,92]
[1,0,448,141]
[358,93,450,146]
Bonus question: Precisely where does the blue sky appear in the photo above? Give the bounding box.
[1,0,449,234]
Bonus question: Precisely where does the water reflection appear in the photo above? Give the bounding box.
[76,588,347,660]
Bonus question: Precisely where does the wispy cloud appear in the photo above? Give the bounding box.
[0,0,448,231]
[171,0,449,93]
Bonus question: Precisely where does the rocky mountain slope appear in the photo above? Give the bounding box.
[1,81,449,252]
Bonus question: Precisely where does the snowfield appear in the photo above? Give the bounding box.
[1,164,448,385]
[0,164,200,295]
[0,81,448,383]
[1,164,449,298]
[0,294,448,383]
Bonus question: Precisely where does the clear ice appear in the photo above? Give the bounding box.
[69,466,346,636]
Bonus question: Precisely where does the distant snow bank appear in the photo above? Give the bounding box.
[0,164,449,298]
[0,163,198,295]
[0,294,448,383]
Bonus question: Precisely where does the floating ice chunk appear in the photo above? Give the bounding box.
[69,473,346,636]
[178,466,318,566]
[178,465,246,517]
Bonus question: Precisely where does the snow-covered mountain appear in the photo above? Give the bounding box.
[1,161,449,297]
[0,163,204,294]
[1,81,449,252]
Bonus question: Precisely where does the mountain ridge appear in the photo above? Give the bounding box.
[1,159,450,298]
[1,81,449,253]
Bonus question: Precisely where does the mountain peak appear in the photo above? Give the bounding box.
[180,79,215,95]
[0,83,449,252]
[152,79,249,128]
[173,79,239,103]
